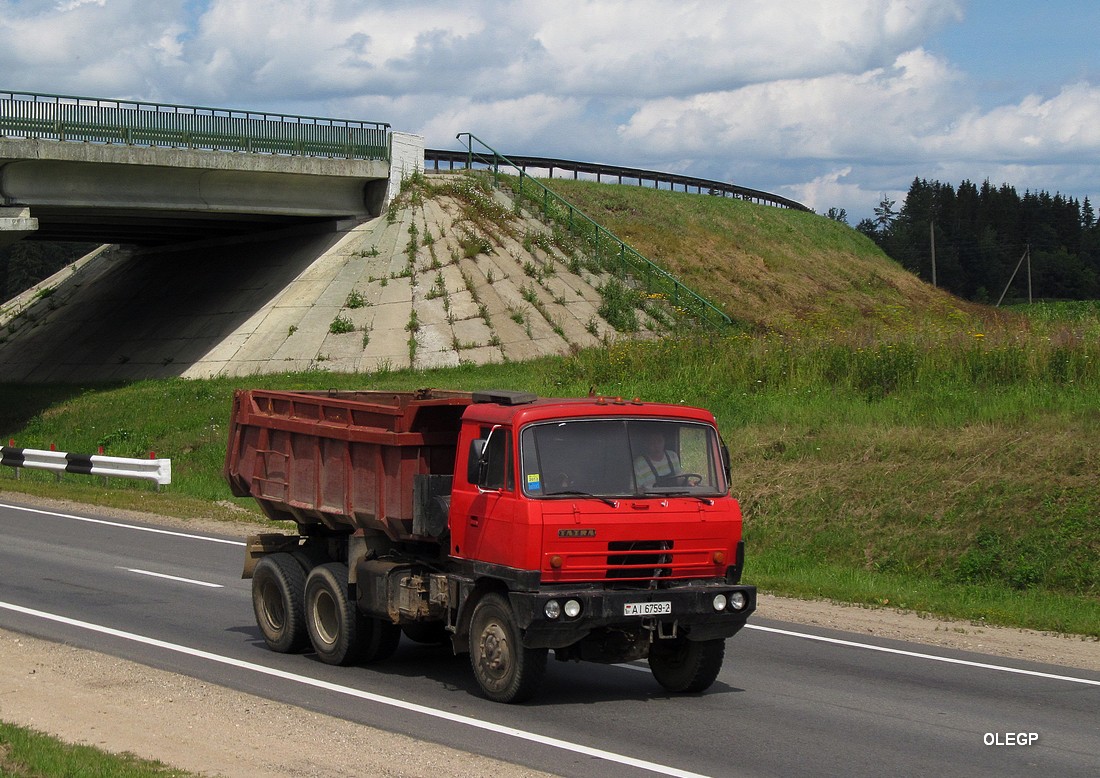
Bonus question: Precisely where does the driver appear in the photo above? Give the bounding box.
[634,429,681,490]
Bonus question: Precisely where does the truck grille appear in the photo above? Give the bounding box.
[606,540,674,580]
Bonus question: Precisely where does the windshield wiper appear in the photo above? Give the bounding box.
[643,489,715,505]
[545,489,619,507]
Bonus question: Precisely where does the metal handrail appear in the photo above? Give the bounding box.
[0,89,390,161]
[454,133,733,329]
[426,148,809,212]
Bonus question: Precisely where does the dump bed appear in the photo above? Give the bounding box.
[224,388,473,539]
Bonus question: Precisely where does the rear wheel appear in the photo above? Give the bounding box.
[469,593,547,703]
[362,617,402,663]
[648,637,725,693]
[304,563,362,666]
[252,553,308,653]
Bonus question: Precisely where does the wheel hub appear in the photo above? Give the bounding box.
[478,624,510,678]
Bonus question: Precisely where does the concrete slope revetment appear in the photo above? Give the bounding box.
[0,174,649,382]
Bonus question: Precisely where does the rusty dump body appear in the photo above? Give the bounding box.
[224,387,475,540]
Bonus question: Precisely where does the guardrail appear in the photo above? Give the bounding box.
[1,444,171,490]
[0,89,390,161]
[425,149,809,212]
[449,133,733,330]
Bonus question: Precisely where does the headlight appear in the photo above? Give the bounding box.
[544,600,561,619]
[564,599,582,618]
[728,591,746,611]
[712,594,728,611]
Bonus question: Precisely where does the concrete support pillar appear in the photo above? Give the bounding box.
[386,132,425,206]
[0,207,38,250]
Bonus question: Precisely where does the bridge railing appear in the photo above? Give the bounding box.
[0,90,390,161]
[452,133,733,330]
[427,148,809,212]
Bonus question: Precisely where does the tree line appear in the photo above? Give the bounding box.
[843,178,1100,303]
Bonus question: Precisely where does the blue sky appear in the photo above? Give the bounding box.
[930,2,1100,103]
[1,1,1097,224]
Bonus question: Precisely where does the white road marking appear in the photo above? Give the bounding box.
[744,623,1100,686]
[0,502,246,546]
[118,567,223,588]
[0,601,712,778]
[5,505,1095,697]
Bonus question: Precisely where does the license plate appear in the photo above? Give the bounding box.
[624,601,672,616]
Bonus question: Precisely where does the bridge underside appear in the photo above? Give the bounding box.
[19,205,336,245]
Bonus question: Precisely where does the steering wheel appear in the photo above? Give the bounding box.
[679,472,704,487]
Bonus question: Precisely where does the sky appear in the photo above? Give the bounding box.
[2,0,1098,223]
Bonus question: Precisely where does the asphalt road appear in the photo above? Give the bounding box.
[0,499,1097,777]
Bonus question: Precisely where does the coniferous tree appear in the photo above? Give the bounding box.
[862,176,1099,302]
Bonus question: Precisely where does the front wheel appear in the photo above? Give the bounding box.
[469,593,547,703]
[648,637,725,693]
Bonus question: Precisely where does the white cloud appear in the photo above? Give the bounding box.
[790,166,851,212]
[55,0,106,11]
[424,96,587,152]
[2,0,1098,220]
[0,0,189,96]
[616,48,966,160]
[529,0,963,95]
[178,1,492,101]
[932,83,1100,161]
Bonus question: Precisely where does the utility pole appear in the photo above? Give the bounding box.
[1026,244,1032,303]
[929,221,937,287]
[995,244,1031,307]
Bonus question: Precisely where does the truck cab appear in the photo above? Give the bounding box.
[451,391,743,584]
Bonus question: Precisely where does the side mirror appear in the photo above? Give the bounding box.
[467,439,487,484]
[720,441,732,484]
[467,424,502,490]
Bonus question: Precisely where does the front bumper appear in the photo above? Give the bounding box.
[509,583,757,649]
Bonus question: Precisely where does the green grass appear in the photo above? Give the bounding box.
[1,319,1099,636]
[2,182,1099,638]
[537,177,1002,337]
[749,551,1097,637]
[0,721,195,777]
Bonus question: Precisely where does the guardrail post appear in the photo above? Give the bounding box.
[7,439,19,480]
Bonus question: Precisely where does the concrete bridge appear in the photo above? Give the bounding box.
[0,92,639,382]
[0,90,421,246]
[0,92,729,382]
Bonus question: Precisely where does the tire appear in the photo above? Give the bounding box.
[362,617,402,663]
[648,637,725,693]
[304,563,363,666]
[290,542,328,575]
[468,593,547,703]
[252,553,309,653]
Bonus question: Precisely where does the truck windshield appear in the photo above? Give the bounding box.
[519,419,725,499]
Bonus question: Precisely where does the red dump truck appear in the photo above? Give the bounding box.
[224,387,756,702]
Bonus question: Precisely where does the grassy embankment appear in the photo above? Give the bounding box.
[0,721,194,777]
[1,180,1097,638]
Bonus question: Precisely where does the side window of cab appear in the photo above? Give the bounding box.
[468,425,514,491]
